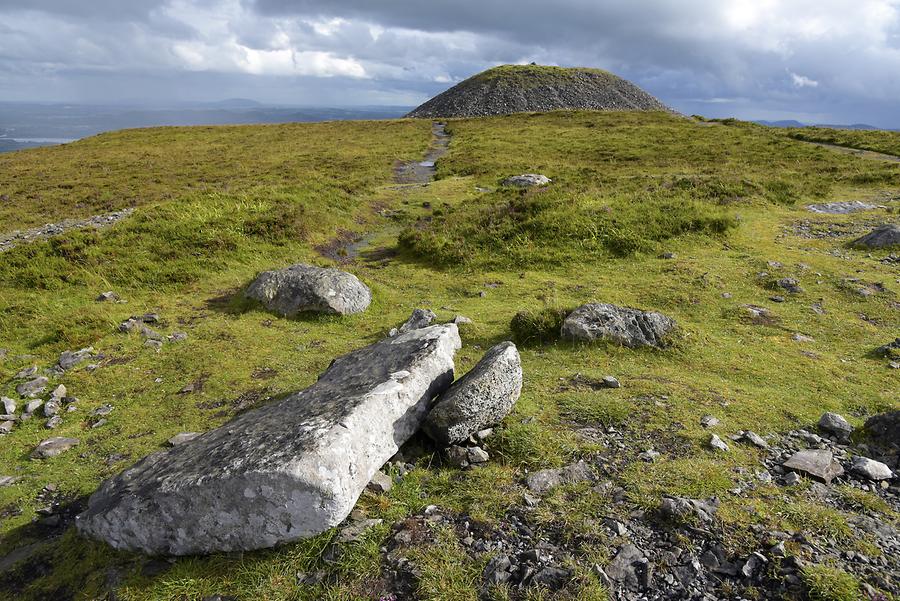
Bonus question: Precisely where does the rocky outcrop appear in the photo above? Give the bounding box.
[560,303,675,348]
[424,342,522,445]
[852,224,900,249]
[77,325,461,555]
[406,65,670,119]
[245,263,371,316]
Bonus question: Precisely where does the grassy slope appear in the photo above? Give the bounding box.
[786,126,900,157]
[0,112,897,600]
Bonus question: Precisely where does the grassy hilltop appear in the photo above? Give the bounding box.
[0,111,898,600]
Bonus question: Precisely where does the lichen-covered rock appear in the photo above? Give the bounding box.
[424,342,522,446]
[525,461,594,495]
[77,325,461,555]
[502,174,551,187]
[560,303,675,348]
[852,224,900,249]
[818,412,853,442]
[31,437,80,458]
[245,263,371,317]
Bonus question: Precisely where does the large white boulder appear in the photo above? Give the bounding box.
[77,324,461,555]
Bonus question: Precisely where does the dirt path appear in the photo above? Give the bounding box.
[316,122,449,263]
[794,139,900,163]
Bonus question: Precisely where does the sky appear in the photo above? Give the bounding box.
[1,0,900,127]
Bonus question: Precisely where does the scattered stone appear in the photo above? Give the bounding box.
[50,384,66,400]
[739,430,769,449]
[560,303,675,348]
[852,224,900,249]
[709,434,729,452]
[167,432,200,447]
[17,376,49,398]
[467,446,490,464]
[14,366,38,379]
[850,457,893,481]
[396,308,436,335]
[775,278,803,294]
[76,324,461,555]
[601,375,621,388]
[43,400,60,417]
[91,404,114,417]
[57,347,93,371]
[96,291,120,302]
[367,471,393,494]
[144,339,164,351]
[452,315,473,325]
[806,200,877,214]
[605,543,648,591]
[1,397,16,415]
[502,174,551,187]
[818,412,854,442]
[659,496,719,525]
[864,410,900,448]
[639,449,660,462]
[45,416,63,429]
[24,399,44,414]
[783,449,844,484]
[525,461,594,495]
[792,333,814,343]
[92,419,108,429]
[244,263,371,317]
[424,341,521,445]
[700,415,720,428]
[783,472,802,486]
[338,518,382,544]
[168,332,188,343]
[31,437,80,459]
[0,421,13,435]
[0,476,18,486]
[875,338,900,358]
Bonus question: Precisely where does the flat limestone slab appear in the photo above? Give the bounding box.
[77,325,461,555]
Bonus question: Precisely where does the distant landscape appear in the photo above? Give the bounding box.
[0,101,412,153]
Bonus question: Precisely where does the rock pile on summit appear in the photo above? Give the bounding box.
[406,65,670,119]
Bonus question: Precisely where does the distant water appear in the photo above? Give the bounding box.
[0,101,413,153]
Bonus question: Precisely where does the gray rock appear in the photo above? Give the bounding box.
[739,430,769,449]
[91,404,114,417]
[865,410,899,447]
[875,338,900,358]
[24,399,43,414]
[0,476,18,486]
[76,324,461,555]
[1,397,16,415]
[96,291,119,302]
[850,457,893,481]
[17,376,48,398]
[783,449,844,484]
[31,437,80,458]
[167,432,200,447]
[660,496,719,525]
[709,434,729,452]
[818,412,854,442]
[45,416,63,429]
[502,174,551,187]
[602,375,620,388]
[560,303,675,348]
[43,400,60,417]
[605,543,647,590]
[445,445,470,468]
[398,309,436,334]
[58,347,93,371]
[639,449,660,462]
[806,200,877,214]
[700,415,720,428]
[424,341,522,445]
[337,518,382,544]
[452,315,473,325]
[526,461,594,494]
[776,277,802,293]
[245,263,371,316]
[853,224,900,249]
[14,366,38,379]
[0,421,13,435]
[50,384,66,400]
[366,471,392,494]
[467,446,490,464]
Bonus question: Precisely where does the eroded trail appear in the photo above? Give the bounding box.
[0,209,133,253]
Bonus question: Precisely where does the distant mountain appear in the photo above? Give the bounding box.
[407,64,670,118]
[754,120,889,130]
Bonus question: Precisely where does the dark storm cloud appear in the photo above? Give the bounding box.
[1,0,899,126]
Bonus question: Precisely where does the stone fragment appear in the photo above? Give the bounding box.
[58,348,93,371]
[398,308,436,334]
[24,400,43,414]
[424,341,522,445]
[245,263,371,316]
[560,303,675,348]
[337,518,382,544]
[467,446,489,464]
[167,432,200,447]
[366,471,393,494]
[818,412,854,442]
[700,415,720,428]
[77,324,461,555]
[31,437,80,459]
[0,421,13,435]
[45,416,63,429]
[43,400,60,417]
[783,450,844,484]
[526,461,594,494]
[1,397,16,415]
[96,291,119,302]
[660,496,719,525]
[601,375,620,388]
[739,430,769,449]
[605,543,648,591]
[850,457,893,481]
[709,434,729,452]
[17,377,48,398]
[502,174,551,187]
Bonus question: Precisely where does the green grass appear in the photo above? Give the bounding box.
[802,565,861,601]
[0,110,898,599]
[787,126,900,157]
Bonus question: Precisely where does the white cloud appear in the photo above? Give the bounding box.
[791,72,819,88]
